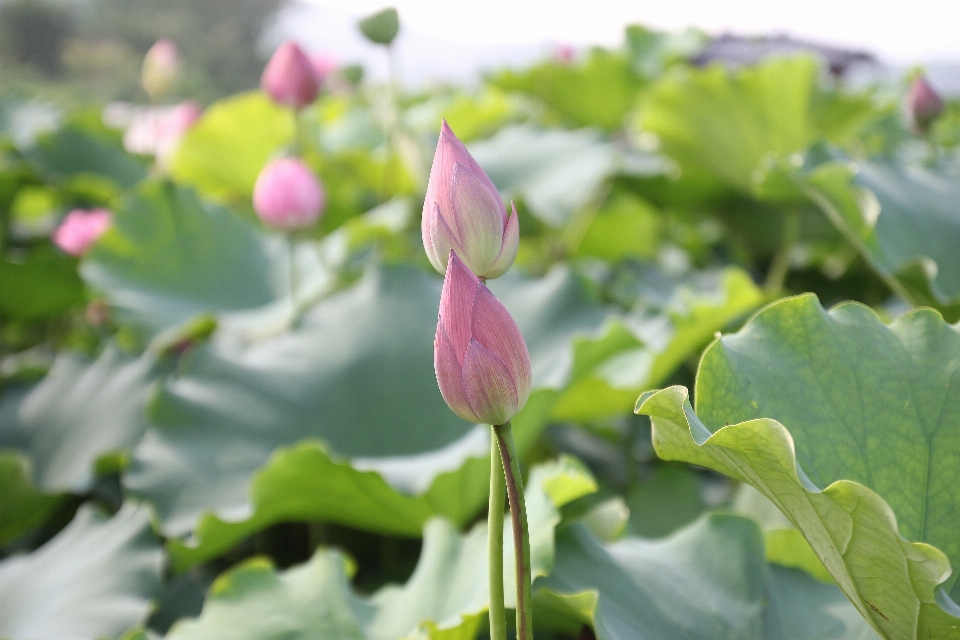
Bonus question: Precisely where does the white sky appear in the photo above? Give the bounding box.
[274,1,960,86]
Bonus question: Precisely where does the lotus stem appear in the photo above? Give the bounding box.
[494,420,532,640]
[488,427,507,640]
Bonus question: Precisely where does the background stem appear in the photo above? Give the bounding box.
[488,428,507,640]
[494,421,533,640]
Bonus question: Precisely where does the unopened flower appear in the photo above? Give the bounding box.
[906,75,944,134]
[141,39,181,101]
[310,53,338,86]
[422,121,519,279]
[52,208,112,256]
[253,158,325,230]
[434,252,531,425]
[122,101,202,165]
[261,41,319,110]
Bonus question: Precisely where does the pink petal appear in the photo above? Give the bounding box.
[462,339,519,425]
[438,252,480,363]
[428,204,465,274]
[450,162,505,274]
[440,121,505,224]
[482,202,520,279]
[470,285,531,410]
[435,322,479,423]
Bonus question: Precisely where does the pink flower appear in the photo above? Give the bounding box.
[141,38,181,100]
[52,209,112,256]
[123,101,202,164]
[422,120,519,280]
[261,41,320,110]
[553,44,576,64]
[253,158,325,230]
[906,75,944,134]
[434,252,531,425]
[310,53,338,85]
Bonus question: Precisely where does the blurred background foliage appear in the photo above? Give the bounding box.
[1,2,960,638]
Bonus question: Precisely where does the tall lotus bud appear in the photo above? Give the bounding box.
[141,39,181,101]
[434,252,531,425]
[261,41,319,110]
[52,208,112,256]
[422,121,519,279]
[253,158,325,230]
[906,75,944,134]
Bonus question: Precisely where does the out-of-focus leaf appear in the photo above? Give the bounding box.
[641,57,818,193]
[130,265,611,567]
[82,180,287,336]
[637,295,960,637]
[626,465,706,539]
[26,125,148,190]
[468,125,665,227]
[1,344,158,493]
[0,451,62,546]
[574,191,663,262]
[358,7,399,45]
[491,50,643,130]
[624,25,707,78]
[0,247,84,320]
[170,93,293,202]
[163,460,595,640]
[553,266,764,422]
[0,503,163,640]
[538,514,877,639]
[791,157,960,320]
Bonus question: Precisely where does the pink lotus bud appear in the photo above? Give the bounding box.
[122,101,202,166]
[141,39,181,100]
[253,158,325,230]
[553,44,576,64]
[52,208,112,256]
[434,252,531,425]
[310,53,338,85]
[422,120,519,280]
[906,75,944,134]
[261,41,319,110]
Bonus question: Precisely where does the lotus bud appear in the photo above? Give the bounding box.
[906,74,944,134]
[253,158,325,230]
[422,121,519,279]
[52,208,112,256]
[310,53,338,87]
[434,252,531,425]
[141,39,181,101]
[261,41,319,110]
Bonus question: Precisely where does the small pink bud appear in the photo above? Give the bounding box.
[141,39,182,100]
[261,41,320,110]
[52,208,112,256]
[553,44,576,64]
[906,75,944,134]
[310,53,339,85]
[422,121,519,280]
[434,252,531,425]
[253,158,325,230]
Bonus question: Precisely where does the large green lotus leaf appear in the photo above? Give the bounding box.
[467,125,666,227]
[82,180,288,335]
[169,92,293,202]
[538,514,876,639]
[793,158,960,319]
[0,246,84,321]
[129,264,611,562]
[162,459,595,640]
[26,124,148,190]
[637,295,960,637]
[490,49,644,131]
[552,266,764,422]
[0,503,163,640]
[0,451,63,546]
[1,344,158,493]
[640,57,817,193]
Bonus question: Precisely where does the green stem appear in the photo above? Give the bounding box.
[494,421,532,640]
[488,427,507,640]
[763,210,799,296]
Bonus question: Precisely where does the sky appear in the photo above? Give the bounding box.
[271,1,960,88]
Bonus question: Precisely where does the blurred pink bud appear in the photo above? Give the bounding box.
[141,38,182,100]
[261,41,319,110]
[122,101,202,165]
[422,120,519,280]
[553,44,576,63]
[434,252,531,425]
[253,158,325,230]
[52,208,112,256]
[906,75,944,134]
[310,53,339,85]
